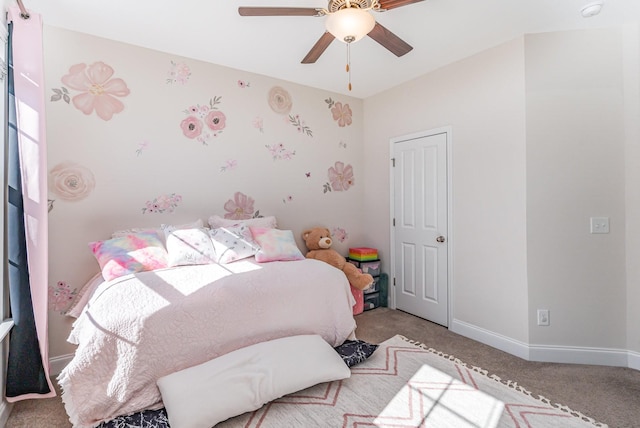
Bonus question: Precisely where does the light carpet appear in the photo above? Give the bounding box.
[218,335,605,428]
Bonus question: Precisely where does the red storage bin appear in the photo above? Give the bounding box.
[350,284,364,315]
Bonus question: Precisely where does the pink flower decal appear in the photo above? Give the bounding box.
[61,61,130,121]
[220,159,238,172]
[327,161,355,192]
[180,116,203,139]
[205,110,226,131]
[325,97,353,127]
[331,102,353,127]
[238,80,251,88]
[142,193,182,214]
[266,143,296,161]
[268,86,293,114]
[223,192,256,220]
[181,96,225,144]
[332,227,349,242]
[167,61,191,84]
[49,281,77,313]
[49,161,96,202]
[136,140,150,156]
[253,117,264,133]
[289,114,313,137]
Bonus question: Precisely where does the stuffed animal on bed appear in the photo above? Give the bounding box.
[302,227,373,291]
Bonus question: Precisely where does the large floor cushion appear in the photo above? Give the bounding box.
[157,334,351,428]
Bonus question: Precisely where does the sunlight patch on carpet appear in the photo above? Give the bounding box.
[375,363,504,427]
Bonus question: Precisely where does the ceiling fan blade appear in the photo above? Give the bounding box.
[378,0,425,11]
[302,32,335,64]
[367,22,413,57]
[238,7,319,17]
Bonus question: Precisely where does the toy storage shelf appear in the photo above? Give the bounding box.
[347,258,388,311]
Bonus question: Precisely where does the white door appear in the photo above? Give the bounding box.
[392,130,449,326]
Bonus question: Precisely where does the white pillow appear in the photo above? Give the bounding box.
[208,225,260,264]
[163,227,217,267]
[207,214,277,229]
[157,334,350,428]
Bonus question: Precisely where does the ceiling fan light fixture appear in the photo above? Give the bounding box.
[581,1,604,17]
[325,7,375,43]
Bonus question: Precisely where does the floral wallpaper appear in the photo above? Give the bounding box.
[43,26,365,358]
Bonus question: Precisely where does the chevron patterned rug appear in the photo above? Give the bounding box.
[217,335,605,428]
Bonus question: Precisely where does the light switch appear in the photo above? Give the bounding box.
[590,217,610,234]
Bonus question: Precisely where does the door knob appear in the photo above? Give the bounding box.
[436,236,446,243]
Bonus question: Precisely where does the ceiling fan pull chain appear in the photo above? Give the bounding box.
[346,43,352,91]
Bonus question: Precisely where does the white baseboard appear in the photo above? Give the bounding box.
[628,350,640,370]
[450,318,530,360]
[451,317,637,369]
[49,353,74,377]
[528,344,629,367]
[0,399,14,427]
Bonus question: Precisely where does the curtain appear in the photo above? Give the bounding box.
[5,7,55,401]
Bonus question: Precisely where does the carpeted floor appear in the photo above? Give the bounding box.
[7,307,640,427]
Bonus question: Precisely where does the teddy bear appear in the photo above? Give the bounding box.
[302,227,374,291]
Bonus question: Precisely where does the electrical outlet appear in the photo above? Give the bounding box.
[537,309,550,326]
[590,217,610,234]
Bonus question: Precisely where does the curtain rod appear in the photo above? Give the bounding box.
[16,0,30,19]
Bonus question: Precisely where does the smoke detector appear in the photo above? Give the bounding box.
[581,1,604,18]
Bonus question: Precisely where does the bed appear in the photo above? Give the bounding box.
[58,219,357,428]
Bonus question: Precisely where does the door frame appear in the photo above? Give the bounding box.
[388,126,454,328]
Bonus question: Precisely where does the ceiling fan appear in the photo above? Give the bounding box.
[238,0,425,64]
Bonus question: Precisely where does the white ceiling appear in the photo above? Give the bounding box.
[18,0,640,98]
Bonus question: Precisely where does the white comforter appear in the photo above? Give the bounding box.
[58,258,357,428]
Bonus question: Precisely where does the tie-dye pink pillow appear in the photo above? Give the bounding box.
[249,227,304,262]
[89,232,169,281]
